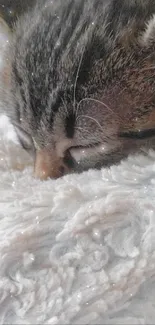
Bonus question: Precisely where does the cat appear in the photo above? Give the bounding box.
[1,0,155,180]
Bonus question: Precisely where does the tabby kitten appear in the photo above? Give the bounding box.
[2,0,155,179]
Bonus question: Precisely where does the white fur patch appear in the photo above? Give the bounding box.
[70,143,116,162]
[140,14,155,46]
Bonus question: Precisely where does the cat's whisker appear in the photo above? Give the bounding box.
[73,49,85,112]
[76,114,104,132]
[76,97,123,122]
[73,127,102,147]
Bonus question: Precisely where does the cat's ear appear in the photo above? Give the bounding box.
[139,14,155,47]
[0,17,12,87]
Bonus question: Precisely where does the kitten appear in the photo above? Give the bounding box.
[2,0,155,179]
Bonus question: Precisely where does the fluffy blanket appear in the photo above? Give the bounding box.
[0,114,155,325]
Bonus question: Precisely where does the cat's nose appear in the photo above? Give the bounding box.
[34,149,69,180]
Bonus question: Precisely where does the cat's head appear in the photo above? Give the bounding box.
[2,0,155,179]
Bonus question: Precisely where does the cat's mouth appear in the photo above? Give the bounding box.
[33,141,119,180]
[33,145,95,180]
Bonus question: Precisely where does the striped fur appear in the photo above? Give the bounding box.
[3,0,155,173]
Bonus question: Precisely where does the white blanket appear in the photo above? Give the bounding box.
[0,114,155,324]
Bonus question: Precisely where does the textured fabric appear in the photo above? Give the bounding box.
[0,114,155,324]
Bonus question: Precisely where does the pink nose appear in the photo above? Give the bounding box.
[34,149,69,180]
